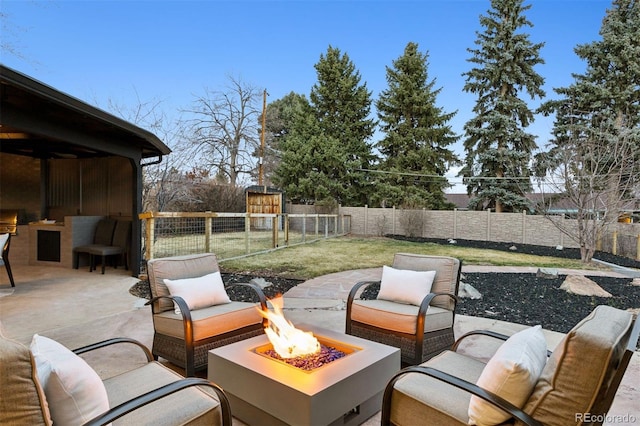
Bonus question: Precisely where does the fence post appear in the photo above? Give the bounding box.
[283,214,289,246]
[522,210,526,244]
[612,230,618,255]
[146,216,155,260]
[392,206,396,235]
[245,214,250,254]
[272,215,278,248]
[302,214,307,242]
[324,215,329,238]
[314,214,319,237]
[364,205,368,236]
[205,213,212,253]
[636,234,640,261]
[487,209,491,241]
[453,208,457,239]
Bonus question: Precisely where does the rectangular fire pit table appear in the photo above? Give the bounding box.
[208,324,400,426]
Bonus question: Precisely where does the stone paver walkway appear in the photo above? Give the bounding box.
[284,265,634,299]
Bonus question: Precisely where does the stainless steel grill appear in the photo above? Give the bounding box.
[0,210,18,235]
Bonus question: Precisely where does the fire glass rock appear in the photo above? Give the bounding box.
[264,344,347,371]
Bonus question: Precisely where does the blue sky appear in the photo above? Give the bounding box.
[1,0,611,191]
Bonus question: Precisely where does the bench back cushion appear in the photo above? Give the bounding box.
[0,333,51,425]
[148,253,221,313]
[520,305,633,426]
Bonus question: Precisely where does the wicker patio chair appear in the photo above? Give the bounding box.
[381,305,640,425]
[0,233,15,287]
[346,253,461,365]
[0,332,232,426]
[146,253,268,377]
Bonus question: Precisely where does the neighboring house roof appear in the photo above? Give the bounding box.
[0,64,171,161]
[445,192,639,213]
[444,193,471,209]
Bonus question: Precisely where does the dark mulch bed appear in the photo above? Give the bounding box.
[389,235,640,269]
[360,274,639,334]
[130,238,639,334]
[129,273,303,303]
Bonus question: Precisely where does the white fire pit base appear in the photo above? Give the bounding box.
[208,324,400,426]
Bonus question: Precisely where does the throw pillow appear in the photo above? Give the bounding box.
[376,265,436,306]
[164,271,231,314]
[468,325,548,426]
[30,334,109,426]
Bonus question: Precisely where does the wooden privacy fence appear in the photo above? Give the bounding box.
[139,211,351,261]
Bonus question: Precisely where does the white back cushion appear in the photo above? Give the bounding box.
[468,325,547,425]
[377,265,436,306]
[164,271,231,314]
[30,334,109,425]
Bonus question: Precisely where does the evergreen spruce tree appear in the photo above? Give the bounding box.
[308,46,377,206]
[262,92,309,187]
[461,0,545,212]
[375,42,458,209]
[539,0,639,169]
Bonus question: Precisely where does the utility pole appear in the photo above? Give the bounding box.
[259,89,268,186]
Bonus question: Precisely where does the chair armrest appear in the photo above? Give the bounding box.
[452,330,511,352]
[83,377,232,426]
[72,337,153,362]
[225,282,268,310]
[345,281,381,334]
[418,291,459,315]
[381,365,542,426]
[452,330,553,357]
[146,295,191,320]
[347,280,380,305]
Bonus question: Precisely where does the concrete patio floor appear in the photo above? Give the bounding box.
[0,263,638,425]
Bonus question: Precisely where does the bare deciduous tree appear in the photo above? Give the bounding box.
[106,93,194,212]
[535,125,639,263]
[185,76,262,187]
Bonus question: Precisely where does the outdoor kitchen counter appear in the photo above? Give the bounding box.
[23,216,106,268]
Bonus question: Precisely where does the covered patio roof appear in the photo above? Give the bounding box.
[0,65,170,161]
[0,65,171,276]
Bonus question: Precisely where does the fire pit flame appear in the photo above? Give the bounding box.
[258,295,321,359]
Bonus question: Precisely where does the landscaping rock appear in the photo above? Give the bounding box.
[250,277,272,289]
[560,275,612,297]
[632,278,640,287]
[458,282,482,299]
[536,267,559,279]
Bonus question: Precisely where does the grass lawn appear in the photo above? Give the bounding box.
[219,236,600,280]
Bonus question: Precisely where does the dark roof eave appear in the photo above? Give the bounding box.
[0,65,171,158]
